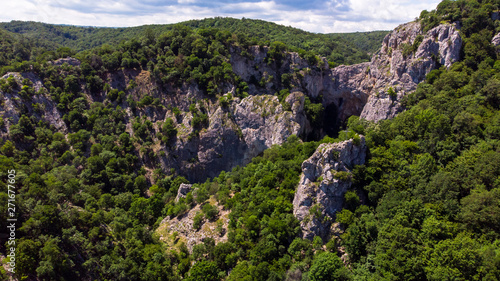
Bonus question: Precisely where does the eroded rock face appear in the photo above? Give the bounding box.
[293,136,367,240]
[161,92,310,182]
[359,22,462,121]
[229,21,462,125]
[175,183,193,203]
[230,46,370,125]
[492,32,500,53]
[0,72,67,134]
[157,198,230,252]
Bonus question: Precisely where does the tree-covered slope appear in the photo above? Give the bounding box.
[0,18,387,65]
[328,30,389,54]
[0,0,499,280]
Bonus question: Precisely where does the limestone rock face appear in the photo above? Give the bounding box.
[0,21,465,186]
[0,72,67,134]
[230,46,370,124]
[293,136,367,240]
[234,93,309,163]
[163,92,310,182]
[360,22,462,121]
[492,33,500,53]
[175,183,193,203]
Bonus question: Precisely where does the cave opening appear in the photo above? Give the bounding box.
[324,102,341,138]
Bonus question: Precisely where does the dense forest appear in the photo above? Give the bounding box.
[0,18,387,68]
[0,0,500,280]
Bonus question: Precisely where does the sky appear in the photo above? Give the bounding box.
[0,0,442,33]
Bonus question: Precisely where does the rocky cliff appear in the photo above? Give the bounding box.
[159,91,310,182]
[229,20,463,125]
[0,72,67,134]
[293,136,367,240]
[359,22,462,121]
[493,32,500,53]
[0,20,464,184]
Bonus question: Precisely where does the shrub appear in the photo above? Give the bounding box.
[334,171,351,181]
[193,211,204,230]
[202,203,219,221]
[412,35,424,52]
[387,87,397,98]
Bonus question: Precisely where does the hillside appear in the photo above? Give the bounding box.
[328,30,389,54]
[0,0,499,280]
[0,18,388,65]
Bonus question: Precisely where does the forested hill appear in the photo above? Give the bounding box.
[0,18,387,65]
[327,30,390,54]
[0,0,499,280]
[179,18,388,63]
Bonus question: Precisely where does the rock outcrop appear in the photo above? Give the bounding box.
[175,183,193,202]
[492,32,500,53]
[359,22,462,121]
[293,136,367,240]
[0,72,67,134]
[160,92,310,182]
[49,57,81,67]
[156,197,230,252]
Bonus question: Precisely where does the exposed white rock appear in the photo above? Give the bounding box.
[175,183,193,203]
[492,32,500,53]
[156,197,230,252]
[293,136,367,240]
[233,93,309,164]
[0,72,67,133]
[360,22,462,121]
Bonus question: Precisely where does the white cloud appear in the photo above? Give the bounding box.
[0,0,442,32]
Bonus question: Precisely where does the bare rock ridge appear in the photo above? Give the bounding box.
[293,136,367,240]
[359,22,462,121]
[175,183,193,203]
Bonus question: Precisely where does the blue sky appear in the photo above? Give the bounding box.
[0,0,442,33]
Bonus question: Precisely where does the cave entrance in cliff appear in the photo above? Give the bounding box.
[324,102,341,138]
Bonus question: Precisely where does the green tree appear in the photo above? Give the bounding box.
[202,203,218,221]
[309,252,346,281]
[186,260,219,281]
